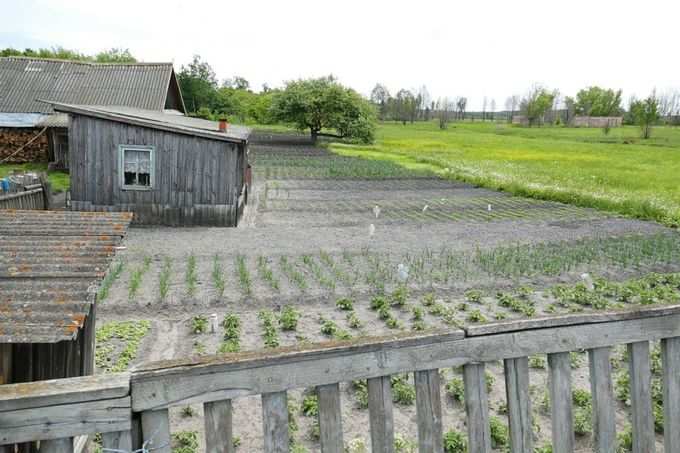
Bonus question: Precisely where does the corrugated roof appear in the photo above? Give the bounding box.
[50,103,251,144]
[0,57,177,114]
[0,210,132,343]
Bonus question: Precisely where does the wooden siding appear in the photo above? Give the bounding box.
[68,115,245,226]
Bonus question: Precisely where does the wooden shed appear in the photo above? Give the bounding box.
[49,103,250,226]
[0,209,131,387]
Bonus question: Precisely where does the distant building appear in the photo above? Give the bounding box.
[0,57,185,168]
[51,103,250,226]
[571,116,623,128]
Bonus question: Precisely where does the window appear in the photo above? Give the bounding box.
[120,145,153,189]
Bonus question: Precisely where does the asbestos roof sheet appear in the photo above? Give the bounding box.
[50,103,251,144]
[0,57,175,114]
[0,210,132,343]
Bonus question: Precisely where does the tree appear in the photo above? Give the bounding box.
[575,86,622,117]
[270,76,376,143]
[489,99,496,121]
[520,86,555,126]
[455,97,468,121]
[370,84,390,120]
[436,97,452,129]
[482,97,487,121]
[658,89,680,124]
[224,76,250,91]
[178,55,218,114]
[564,96,576,125]
[0,46,136,62]
[630,93,660,139]
[95,48,136,63]
[505,95,519,123]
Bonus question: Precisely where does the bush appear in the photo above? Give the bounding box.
[279,305,300,331]
[442,429,467,453]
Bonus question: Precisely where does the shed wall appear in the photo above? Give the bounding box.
[69,115,245,226]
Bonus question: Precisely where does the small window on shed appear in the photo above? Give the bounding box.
[120,145,153,189]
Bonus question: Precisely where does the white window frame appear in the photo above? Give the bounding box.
[119,145,154,190]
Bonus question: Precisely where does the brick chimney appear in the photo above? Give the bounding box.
[218,119,228,132]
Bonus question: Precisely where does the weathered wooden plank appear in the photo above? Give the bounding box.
[463,363,491,453]
[628,342,655,453]
[261,392,288,453]
[0,397,131,444]
[204,399,234,453]
[140,409,171,453]
[588,347,616,452]
[131,312,680,411]
[368,376,394,453]
[662,337,680,452]
[503,357,532,453]
[316,383,343,453]
[0,372,129,412]
[101,430,132,452]
[548,352,574,453]
[465,304,680,336]
[414,369,443,453]
[38,438,72,453]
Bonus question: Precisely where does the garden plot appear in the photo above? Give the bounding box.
[94,134,680,452]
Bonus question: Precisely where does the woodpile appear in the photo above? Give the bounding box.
[0,127,49,163]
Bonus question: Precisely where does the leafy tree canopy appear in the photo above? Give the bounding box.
[521,86,556,126]
[0,46,136,63]
[575,86,622,117]
[630,95,660,139]
[178,55,218,113]
[270,76,376,143]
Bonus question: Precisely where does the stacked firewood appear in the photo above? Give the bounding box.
[0,128,49,163]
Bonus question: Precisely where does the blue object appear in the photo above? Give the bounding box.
[0,178,9,192]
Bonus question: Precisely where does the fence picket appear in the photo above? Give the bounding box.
[368,376,394,453]
[317,383,343,453]
[548,352,574,453]
[628,341,654,453]
[504,357,532,453]
[588,347,616,452]
[415,369,443,453]
[262,392,289,453]
[662,337,680,452]
[204,400,234,453]
[140,409,171,453]
[463,363,491,453]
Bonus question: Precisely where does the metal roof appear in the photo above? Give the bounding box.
[0,210,132,343]
[0,57,181,114]
[50,103,251,144]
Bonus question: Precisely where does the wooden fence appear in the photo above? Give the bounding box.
[2,304,680,453]
[0,174,51,210]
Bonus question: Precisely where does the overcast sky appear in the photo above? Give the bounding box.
[2,0,679,110]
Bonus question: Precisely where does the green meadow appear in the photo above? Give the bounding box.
[331,121,680,227]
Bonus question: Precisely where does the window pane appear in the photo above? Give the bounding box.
[122,148,152,187]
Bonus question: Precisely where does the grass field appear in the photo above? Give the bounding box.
[0,163,70,192]
[331,122,680,227]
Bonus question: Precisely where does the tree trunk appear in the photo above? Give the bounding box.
[310,129,318,144]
